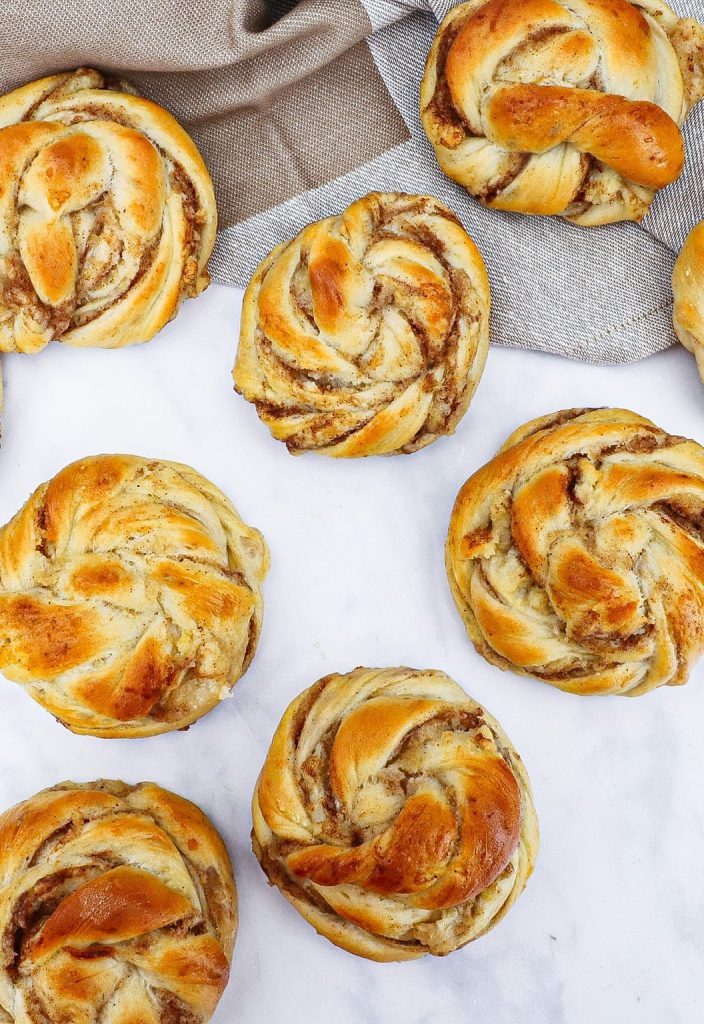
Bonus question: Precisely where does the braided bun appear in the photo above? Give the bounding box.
[673,221,704,378]
[234,192,490,457]
[421,0,704,225]
[0,455,268,736]
[447,407,704,695]
[0,68,216,352]
[253,667,538,960]
[0,779,236,1023]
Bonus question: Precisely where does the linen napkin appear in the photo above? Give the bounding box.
[1,0,702,362]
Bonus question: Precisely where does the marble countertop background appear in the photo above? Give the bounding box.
[0,285,702,1024]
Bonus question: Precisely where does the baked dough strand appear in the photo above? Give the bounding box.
[252,667,538,960]
[0,780,236,1024]
[447,407,704,695]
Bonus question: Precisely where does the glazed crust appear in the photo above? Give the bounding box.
[673,221,704,377]
[0,68,216,352]
[233,192,490,457]
[0,455,268,737]
[446,407,704,696]
[0,779,236,1023]
[420,0,704,225]
[252,667,538,961]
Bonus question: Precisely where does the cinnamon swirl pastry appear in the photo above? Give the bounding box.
[0,68,216,352]
[233,192,490,457]
[252,667,538,960]
[421,0,704,225]
[673,221,704,378]
[0,455,268,736]
[447,408,704,695]
[0,780,236,1023]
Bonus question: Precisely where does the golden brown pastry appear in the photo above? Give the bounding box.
[673,221,704,377]
[233,192,490,457]
[252,667,538,960]
[421,0,704,225]
[0,68,216,352]
[0,779,236,1023]
[0,455,268,737]
[447,408,704,696]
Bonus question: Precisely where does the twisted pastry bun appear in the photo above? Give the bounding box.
[0,780,236,1023]
[447,408,704,696]
[673,221,704,378]
[0,455,268,737]
[252,667,538,960]
[421,0,704,225]
[233,192,490,457]
[0,68,216,352]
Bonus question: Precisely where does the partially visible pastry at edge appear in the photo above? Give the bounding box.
[447,408,704,696]
[673,221,704,377]
[0,780,236,1023]
[0,68,216,352]
[233,192,490,457]
[421,0,704,225]
[0,455,268,737]
[252,667,538,960]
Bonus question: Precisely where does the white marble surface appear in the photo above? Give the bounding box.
[1,285,703,1024]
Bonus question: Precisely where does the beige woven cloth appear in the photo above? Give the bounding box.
[1,0,702,362]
